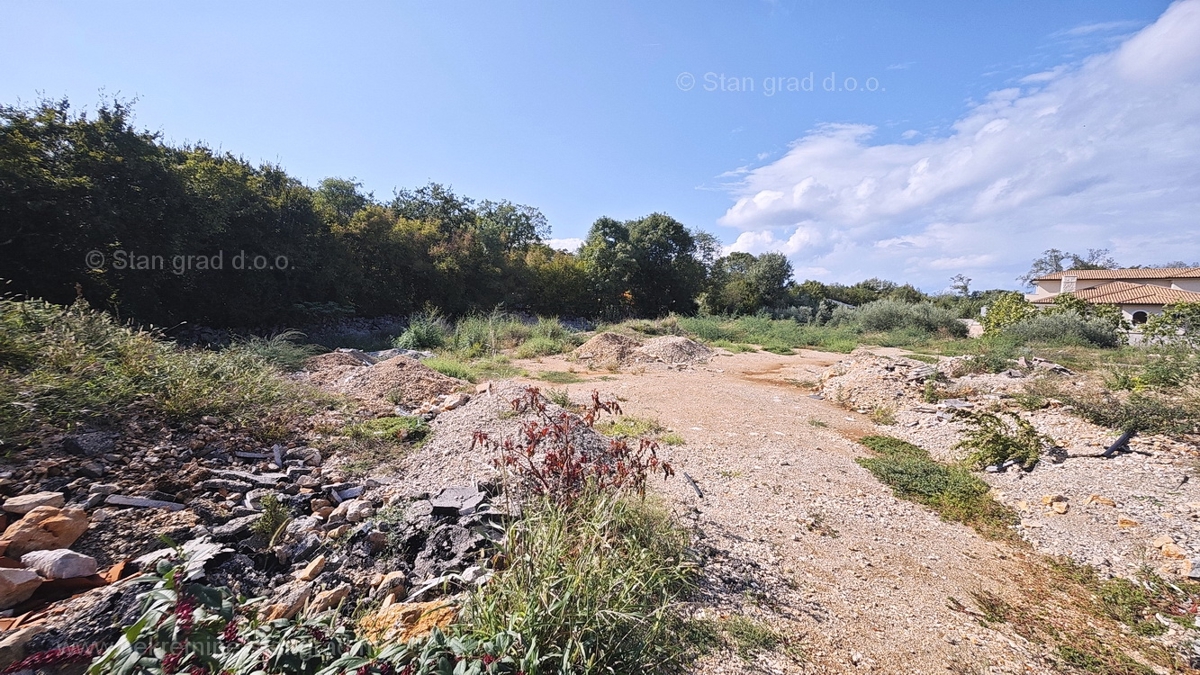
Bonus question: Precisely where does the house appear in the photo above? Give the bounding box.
[1025,268,1200,325]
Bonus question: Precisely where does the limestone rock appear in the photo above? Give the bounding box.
[2,491,65,515]
[21,549,99,579]
[1118,515,1140,528]
[0,568,42,609]
[358,601,458,644]
[1051,501,1069,515]
[309,583,351,613]
[263,582,312,621]
[294,554,326,581]
[0,506,89,556]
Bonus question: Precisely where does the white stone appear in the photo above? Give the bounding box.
[2,491,65,515]
[21,549,99,579]
[0,568,42,609]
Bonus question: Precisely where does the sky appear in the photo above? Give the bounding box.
[3,0,1196,292]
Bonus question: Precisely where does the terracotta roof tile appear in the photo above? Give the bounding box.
[1035,267,1200,281]
[1031,281,1200,306]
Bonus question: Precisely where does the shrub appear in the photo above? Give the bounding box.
[474,387,673,506]
[954,411,1053,470]
[853,300,968,337]
[515,336,569,358]
[394,311,448,350]
[1000,311,1121,348]
[1143,302,1200,348]
[451,310,532,357]
[1066,390,1197,435]
[981,292,1036,334]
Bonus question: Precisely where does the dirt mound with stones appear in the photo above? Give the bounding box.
[302,355,464,413]
[303,351,371,370]
[571,332,643,367]
[636,336,713,365]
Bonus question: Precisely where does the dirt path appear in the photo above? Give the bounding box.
[515,350,1062,674]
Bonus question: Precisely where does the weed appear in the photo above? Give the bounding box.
[804,511,839,538]
[869,405,897,426]
[721,616,784,660]
[423,356,478,382]
[922,380,943,404]
[954,411,1053,471]
[474,387,673,506]
[807,418,828,428]
[718,469,742,478]
[464,491,697,673]
[346,415,429,445]
[0,298,311,441]
[393,310,448,350]
[658,432,685,446]
[968,590,1012,624]
[251,493,290,544]
[596,416,665,439]
[1012,391,1047,411]
[856,436,1018,540]
[230,330,321,371]
[544,387,573,408]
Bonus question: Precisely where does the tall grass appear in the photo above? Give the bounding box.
[230,330,321,371]
[676,315,860,353]
[465,491,697,674]
[0,298,303,440]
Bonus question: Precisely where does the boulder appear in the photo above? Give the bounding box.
[331,499,373,523]
[21,549,99,579]
[62,431,117,457]
[294,554,326,581]
[0,506,89,556]
[2,491,65,515]
[0,568,42,609]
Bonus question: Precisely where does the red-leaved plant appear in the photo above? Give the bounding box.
[471,387,673,506]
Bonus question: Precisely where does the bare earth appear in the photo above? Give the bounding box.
[507,350,1088,674]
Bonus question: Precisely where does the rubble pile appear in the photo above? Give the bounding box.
[300,353,465,413]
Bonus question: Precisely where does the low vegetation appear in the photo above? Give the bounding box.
[954,411,1053,471]
[855,436,1018,540]
[0,298,314,444]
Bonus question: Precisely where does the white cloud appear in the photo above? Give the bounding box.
[545,237,584,253]
[718,0,1200,289]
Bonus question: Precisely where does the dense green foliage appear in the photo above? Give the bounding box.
[1144,302,1200,348]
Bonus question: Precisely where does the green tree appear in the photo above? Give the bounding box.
[981,292,1037,334]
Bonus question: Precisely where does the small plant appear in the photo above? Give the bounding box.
[807,418,828,428]
[954,411,1053,471]
[869,405,897,426]
[346,415,430,445]
[658,432,685,446]
[422,356,477,382]
[473,387,674,507]
[544,387,573,408]
[721,616,784,660]
[251,492,290,544]
[922,380,943,404]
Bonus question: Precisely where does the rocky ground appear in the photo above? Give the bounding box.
[3,337,1199,673]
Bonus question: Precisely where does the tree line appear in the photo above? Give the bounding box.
[2,99,992,329]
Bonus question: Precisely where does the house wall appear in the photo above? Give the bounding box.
[1172,279,1200,292]
[1121,304,1163,325]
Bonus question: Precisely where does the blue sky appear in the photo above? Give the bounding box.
[4,0,1195,291]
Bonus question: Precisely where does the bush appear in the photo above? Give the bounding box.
[1143,302,1200,348]
[451,310,532,357]
[1067,390,1198,435]
[852,300,968,337]
[981,292,1037,334]
[394,311,448,350]
[954,411,1053,470]
[1000,311,1121,348]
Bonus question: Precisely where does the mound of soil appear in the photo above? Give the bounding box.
[636,336,713,365]
[571,332,642,367]
[303,351,370,370]
[305,355,464,412]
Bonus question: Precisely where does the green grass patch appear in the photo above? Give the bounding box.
[855,436,1017,540]
[0,298,313,442]
[596,416,664,438]
[721,616,784,660]
[423,355,523,383]
[346,415,430,444]
[658,432,685,446]
[538,370,584,384]
[709,339,756,353]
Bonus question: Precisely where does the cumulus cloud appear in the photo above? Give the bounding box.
[545,237,584,253]
[719,0,1200,289]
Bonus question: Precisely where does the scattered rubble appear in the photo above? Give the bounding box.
[300,355,465,413]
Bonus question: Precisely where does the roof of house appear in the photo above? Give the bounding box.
[1031,280,1200,306]
[1035,267,1200,281]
